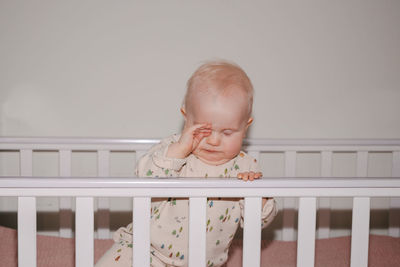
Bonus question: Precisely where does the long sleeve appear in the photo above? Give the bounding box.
[135,135,187,177]
[238,197,277,229]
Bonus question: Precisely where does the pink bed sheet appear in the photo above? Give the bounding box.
[1,225,399,267]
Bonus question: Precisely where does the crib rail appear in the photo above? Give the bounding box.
[1,137,400,267]
[1,177,400,267]
[2,137,400,151]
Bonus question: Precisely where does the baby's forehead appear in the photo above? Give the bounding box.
[189,87,247,105]
[189,81,249,100]
[188,91,249,119]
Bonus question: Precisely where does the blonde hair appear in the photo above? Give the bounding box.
[183,60,254,117]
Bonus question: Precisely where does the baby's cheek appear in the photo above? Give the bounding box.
[224,139,242,157]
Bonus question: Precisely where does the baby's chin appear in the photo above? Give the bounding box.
[193,152,231,166]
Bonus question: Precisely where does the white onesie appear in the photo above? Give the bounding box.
[95,134,277,267]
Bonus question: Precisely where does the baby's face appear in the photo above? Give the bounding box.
[185,89,251,165]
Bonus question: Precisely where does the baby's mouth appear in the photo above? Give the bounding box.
[203,149,219,153]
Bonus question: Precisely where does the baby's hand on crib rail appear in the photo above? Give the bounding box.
[167,123,212,159]
[237,172,262,181]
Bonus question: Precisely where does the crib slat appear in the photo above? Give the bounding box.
[98,150,110,177]
[284,151,296,177]
[283,151,297,241]
[321,151,332,177]
[76,197,94,267]
[389,151,400,237]
[353,152,370,267]
[352,152,369,266]
[133,197,151,267]
[59,150,71,175]
[59,150,73,238]
[357,151,368,177]
[18,149,36,266]
[393,151,400,176]
[189,197,207,267]
[243,197,262,267]
[318,151,332,239]
[20,149,33,176]
[389,198,400,237]
[350,197,370,267]
[297,197,316,267]
[18,197,37,267]
[97,150,110,239]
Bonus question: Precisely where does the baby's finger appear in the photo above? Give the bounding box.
[238,172,248,181]
[194,127,211,139]
[254,172,263,179]
[193,132,210,146]
[249,171,255,181]
[194,128,212,135]
[187,123,210,134]
[194,123,212,136]
[195,123,212,131]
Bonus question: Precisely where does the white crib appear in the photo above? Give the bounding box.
[0,137,400,267]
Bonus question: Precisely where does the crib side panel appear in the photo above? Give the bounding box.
[2,138,400,243]
[2,176,400,267]
[0,139,156,239]
[257,145,398,241]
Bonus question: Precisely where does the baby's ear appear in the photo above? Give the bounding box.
[246,117,254,129]
[243,117,253,138]
[180,107,187,121]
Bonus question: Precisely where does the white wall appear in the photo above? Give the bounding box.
[1,0,399,139]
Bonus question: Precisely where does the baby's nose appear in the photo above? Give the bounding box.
[206,131,221,146]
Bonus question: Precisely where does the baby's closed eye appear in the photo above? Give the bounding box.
[223,130,233,136]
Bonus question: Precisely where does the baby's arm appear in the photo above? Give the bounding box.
[167,123,211,159]
[135,136,186,177]
[135,124,212,177]
[239,198,277,229]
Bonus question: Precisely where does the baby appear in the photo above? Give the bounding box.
[95,60,277,267]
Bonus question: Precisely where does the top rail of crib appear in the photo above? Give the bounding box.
[1,137,400,151]
[1,177,400,197]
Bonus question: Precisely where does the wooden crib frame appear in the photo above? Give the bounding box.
[1,137,400,267]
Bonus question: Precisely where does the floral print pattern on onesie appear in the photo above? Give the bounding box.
[95,134,277,267]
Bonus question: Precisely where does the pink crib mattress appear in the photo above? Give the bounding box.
[1,225,399,267]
